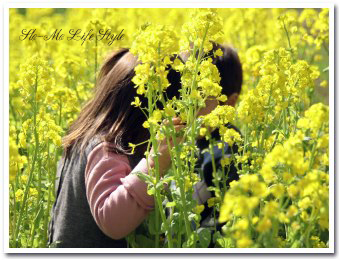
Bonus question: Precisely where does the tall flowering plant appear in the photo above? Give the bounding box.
[127,9,235,248]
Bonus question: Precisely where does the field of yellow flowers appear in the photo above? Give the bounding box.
[9,8,330,248]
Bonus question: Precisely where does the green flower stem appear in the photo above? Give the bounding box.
[282,19,294,59]
[220,140,227,199]
[299,205,318,247]
[42,141,52,247]
[154,192,173,248]
[147,88,160,248]
[213,206,217,234]
[283,108,288,137]
[30,154,43,247]
[10,183,17,247]
[260,84,273,152]
[156,96,193,244]
[9,100,19,132]
[177,212,183,247]
[178,177,192,244]
[157,44,166,106]
[149,98,174,248]
[37,153,42,203]
[150,134,160,248]
[59,98,63,126]
[173,29,209,243]
[70,74,82,105]
[272,219,279,247]
[209,138,220,196]
[188,105,196,174]
[281,196,291,211]
[172,139,191,242]
[164,26,209,245]
[190,24,210,93]
[150,48,178,247]
[308,126,323,172]
[14,69,40,247]
[30,203,42,248]
[171,24,210,246]
[322,41,329,54]
[155,117,191,246]
[222,163,232,202]
[166,121,192,243]
[242,124,247,157]
[164,129,182,247]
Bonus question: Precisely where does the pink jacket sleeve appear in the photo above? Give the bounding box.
[84,142,155,240]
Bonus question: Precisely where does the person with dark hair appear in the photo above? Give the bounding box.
[180,43,243,246]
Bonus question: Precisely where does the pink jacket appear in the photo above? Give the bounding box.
[84,142,212,241]
[84,142,154,240]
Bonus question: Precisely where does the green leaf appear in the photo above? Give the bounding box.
[33,204,44,229]
[141,22,151,31]
[126,232,137,248]
[162,176,175,184]
[135,171,153,184]
[147,211,158,235]
[188,213,199,222]
[166,201,176,208]
[197,228,211,248]
[161,222,168,233]
[216,235,234,248]
[33,237,40,248]
[20,236,27,248]
[48,240,62,248]
[147,187,155,195]
[156,181,165,190]
[182,232,196,248]
[135,234,155,248]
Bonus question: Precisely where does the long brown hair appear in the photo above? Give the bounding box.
[63,48,181,158]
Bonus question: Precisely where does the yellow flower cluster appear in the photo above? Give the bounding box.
[9,137,28,182]
[297,103,329,138]
[219,174,265,222]
[260,131,307,184]
[219,100,329,247]
[19,108,63,148]
[45,87,80,125]
[131,24,179,97]
[184,172,201,193]
[299,9,329,49]
[16,55,54,104]
[220,128,242,146]
[181,8,223,52]
[14,188,38,203]
[131,24,179,64]
[197,59,224,98]
[238,48,320,126]
[201,105,235,129]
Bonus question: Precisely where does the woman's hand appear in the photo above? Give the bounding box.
[148,117,186,177]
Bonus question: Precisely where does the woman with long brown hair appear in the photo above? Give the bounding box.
[48,48,184,248]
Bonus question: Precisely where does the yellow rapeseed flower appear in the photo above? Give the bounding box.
[256,217,272,232]
[15,189,24,202]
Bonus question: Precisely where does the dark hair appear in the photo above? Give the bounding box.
[180,42,243,97]
[63,48,181,158]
